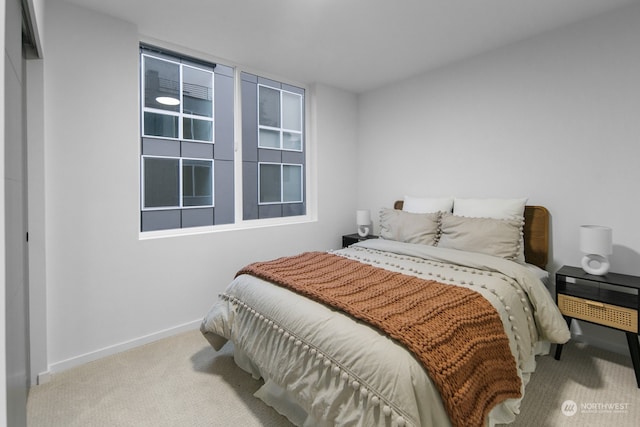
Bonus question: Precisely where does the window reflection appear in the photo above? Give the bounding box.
[144,157,180,208]
[259,129,280,149]
[183,118,213,142]
[183,159,213,207]
[282,92,302,131]
[259,86,280,127]
[144,56,180,112]
[183,66,213,118]
[283,165,302,202]
[144,112,179,139]
[283,132,302,151]
[259,164,281,203]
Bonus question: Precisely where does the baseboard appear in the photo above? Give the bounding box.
[571,332,629,356]
[47,319,202,375]
[37,371,52,385]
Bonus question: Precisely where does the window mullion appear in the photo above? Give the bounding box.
[178,63,184,140]
[179,158,184,209]
[140,156,146,210]
[143,107,181,116]
[280,164,284,203]
[279,90,284,150]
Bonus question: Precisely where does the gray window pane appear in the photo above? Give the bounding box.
[259,164,281,203]
[183,66,213,118]
[258,204,282,219]
[141,210,181,232]
[283,165,302,202]
[259,86,280,127]
[144,112,179,139]
[183,117,213,142]
[144,157,179,208]
[259,128,280,149]
[283,203,305,217]
[283,131,302,151]
[182,208,214,228]
[144,56,180,112]
[142,138,180,157]
[181,141,213,159]
[282,92,301,131]
[183,159,213,207]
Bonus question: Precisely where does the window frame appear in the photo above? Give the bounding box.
[257,162,304,205]
[140,155,215,211]
[138,41,315,238]
[181,158,215,208]
[257,84,304,152]
[141,53,215,144]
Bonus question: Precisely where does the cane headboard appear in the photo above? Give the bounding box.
[393,201,549,269]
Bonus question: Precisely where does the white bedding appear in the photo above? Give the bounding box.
[201,239,570,427]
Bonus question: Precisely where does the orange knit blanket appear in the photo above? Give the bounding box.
[237,252,521,427]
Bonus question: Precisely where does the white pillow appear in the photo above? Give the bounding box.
[453,197,527,220]
[403,195,453,213]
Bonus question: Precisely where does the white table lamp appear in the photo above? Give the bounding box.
[580,225,612,275]
[356,210,371,237]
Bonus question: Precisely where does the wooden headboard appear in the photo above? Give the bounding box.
[393,201,550,269]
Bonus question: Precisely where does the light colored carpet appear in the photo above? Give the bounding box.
[28,330,640,426]
[499,340,640,427]
[27,330,292,427]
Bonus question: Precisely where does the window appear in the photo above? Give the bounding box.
[182,159,213,207]
[258,163,303,204]
[140,46,234,232]
[258,85,303,151]
[140,45,306,232]
[242,73,306,220]
[142,56,214,142]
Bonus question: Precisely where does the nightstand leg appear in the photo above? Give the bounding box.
[554,317,572,361]
[625,332,640,388]
[554,344,563,360]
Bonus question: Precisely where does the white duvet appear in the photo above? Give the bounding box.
[201,239,570,427]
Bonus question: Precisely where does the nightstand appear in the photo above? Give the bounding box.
[342,233,377,248]
[554,265,640,387]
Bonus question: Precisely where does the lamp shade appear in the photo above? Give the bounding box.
[356,210,371,226]
[580,225,612,275]
[356,210,371,237]
[580,225,612,256]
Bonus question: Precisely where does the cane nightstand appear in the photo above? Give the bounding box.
[554,265,640,388]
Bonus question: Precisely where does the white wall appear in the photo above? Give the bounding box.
[357,3,640,353]
[43,0,358,372]
[1,0,7,421]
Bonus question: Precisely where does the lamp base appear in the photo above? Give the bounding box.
[357,225,370,238]
[581,254,610,276]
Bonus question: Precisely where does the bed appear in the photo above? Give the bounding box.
[201,200,570,427]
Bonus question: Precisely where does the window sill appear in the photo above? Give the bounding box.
[138,214,316,240]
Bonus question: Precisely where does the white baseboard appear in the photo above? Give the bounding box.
[571,332,629,356]
[37,371,51,385]
[47,319,202,375]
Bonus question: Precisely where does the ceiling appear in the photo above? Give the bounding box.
[66,0,638,93]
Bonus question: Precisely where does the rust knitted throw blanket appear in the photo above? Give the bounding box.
[237,252,521,427]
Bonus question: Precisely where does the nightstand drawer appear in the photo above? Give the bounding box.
[558,294,638,333]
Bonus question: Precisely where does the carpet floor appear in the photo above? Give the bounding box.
[27,330,640,426]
